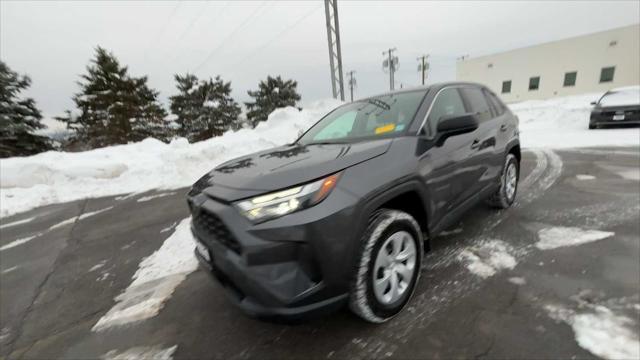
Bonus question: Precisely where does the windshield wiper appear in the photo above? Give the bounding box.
[304,140,347,146]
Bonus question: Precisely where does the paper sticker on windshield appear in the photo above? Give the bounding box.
[375,123,396,135]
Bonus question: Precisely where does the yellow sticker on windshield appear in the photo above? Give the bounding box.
[375,123,396,134]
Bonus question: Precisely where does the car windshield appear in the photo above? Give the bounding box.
[297,90,427,145]
[598,87,640,107]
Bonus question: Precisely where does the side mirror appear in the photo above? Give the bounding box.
[590,101,597,106]
[435,113,479,146]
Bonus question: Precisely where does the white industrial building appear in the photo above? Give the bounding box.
[456,24,640,102]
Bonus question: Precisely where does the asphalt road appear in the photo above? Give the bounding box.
[1,147,639,359]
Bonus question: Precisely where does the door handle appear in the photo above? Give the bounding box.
[500,124,508,132]
[470,139,481,149]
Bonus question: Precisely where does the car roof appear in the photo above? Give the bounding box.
[357,81,488,101]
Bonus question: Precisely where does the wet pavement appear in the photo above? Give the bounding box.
[1,147,638,359]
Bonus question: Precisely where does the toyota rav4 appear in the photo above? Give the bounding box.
[187,82,520,323]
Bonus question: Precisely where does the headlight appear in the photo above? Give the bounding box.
[235,172,341,223]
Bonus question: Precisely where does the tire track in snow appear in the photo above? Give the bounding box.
[337,149,564,359]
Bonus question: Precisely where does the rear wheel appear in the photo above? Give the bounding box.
[588,123,597,129]
[349,209,423,323]
[486,153,519,209]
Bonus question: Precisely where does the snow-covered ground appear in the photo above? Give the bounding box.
[1,92,639,218]
[512,91,640,148]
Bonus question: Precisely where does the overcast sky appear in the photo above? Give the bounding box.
[1,0,639,117]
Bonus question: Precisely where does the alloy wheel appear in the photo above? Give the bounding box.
[372,231,417,305]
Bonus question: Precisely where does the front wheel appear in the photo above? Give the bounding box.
[486,153,519,209]
[349,209,423,323]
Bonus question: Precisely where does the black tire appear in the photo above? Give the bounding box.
[588,123,597,129]
[349,209,423,323]
[486,153,519,209]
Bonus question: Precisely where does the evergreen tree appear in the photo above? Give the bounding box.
[0,61,52,158]
[58,47,169,149]
[169,74,241,142]
[244,75,301,127]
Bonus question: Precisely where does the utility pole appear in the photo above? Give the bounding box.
[324,0,344,101]
[417,54,430,85]
[382,48,398,91]
[346,70,356,102]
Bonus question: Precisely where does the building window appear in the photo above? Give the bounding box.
[529,76,540,91]
[502,80,511,94]
[600,67,615,83]
[563,72,577,87]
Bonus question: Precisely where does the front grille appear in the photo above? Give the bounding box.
[193,209,241,254]
[601,110,639,116]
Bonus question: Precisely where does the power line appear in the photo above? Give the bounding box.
[191,1,270,73]
[167,1,231,66]
[174,2,215,49]
[142,1,184,62]
[225,4,322,71]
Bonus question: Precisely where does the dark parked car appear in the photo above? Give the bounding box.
[589,86,640,129]
[187,82,520,323]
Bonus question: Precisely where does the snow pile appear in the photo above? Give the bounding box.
[0,99,342,218]
[546,304,640,359]
[510,91,640,148]
[536,226,614,250]
[457,239,518,278]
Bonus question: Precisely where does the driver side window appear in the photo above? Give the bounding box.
[426,88,466,135]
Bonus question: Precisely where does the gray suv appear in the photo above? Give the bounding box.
[187,82,520,323]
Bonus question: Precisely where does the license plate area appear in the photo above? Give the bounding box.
[196,241,211,262]
[613,114,625,121]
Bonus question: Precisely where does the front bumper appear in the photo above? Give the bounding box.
[188,186,360,320]
[195,249,347,320]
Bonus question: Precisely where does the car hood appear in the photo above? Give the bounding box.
[201,139,393,201]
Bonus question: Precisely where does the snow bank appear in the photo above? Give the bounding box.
[0,99,342,218]
[511,91,640,148]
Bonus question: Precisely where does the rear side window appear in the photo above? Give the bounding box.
[483,89,506,116]
[461,87,493,122]
[425,88,467,134]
